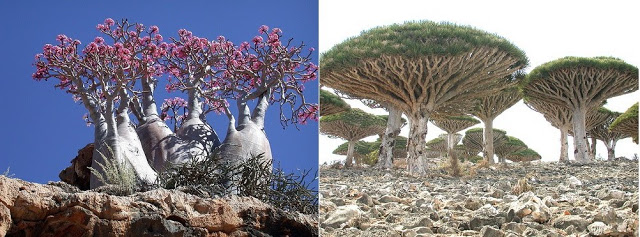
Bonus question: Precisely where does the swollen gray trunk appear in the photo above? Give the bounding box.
[218,121,272,194]
[116,108,157,185]
[407,115,429,176]
[376,107,402,169]
[572,108,591,162]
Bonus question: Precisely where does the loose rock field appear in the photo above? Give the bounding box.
[320,160,639,236]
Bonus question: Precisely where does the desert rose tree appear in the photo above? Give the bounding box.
[320,109,386,167]
[33,18,162,187]
[610,103,638,144]
[471,87,521,164]
[430,115,480,176]
[522,56,638,162]
[321,21,528,175]
[34,19,318,189]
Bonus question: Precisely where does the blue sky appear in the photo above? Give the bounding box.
[0,1,319,187]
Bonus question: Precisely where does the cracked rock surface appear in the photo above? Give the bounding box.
[320,160,638,237]
[0,176,317,237]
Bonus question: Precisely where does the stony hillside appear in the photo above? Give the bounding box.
[0,176,317,237]
[320,160,638,236]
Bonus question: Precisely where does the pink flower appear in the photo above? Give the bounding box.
[150,25,159,34]
[56,34,68,43]
[240,41,250,51]
[94,37,104,44]
[154,34,163,41]
[309,47,315,52]
[104,18,115,26]
[259,25,269,34]
[252,36,263,44]
[272,28,282,34]
[217,36,225,42]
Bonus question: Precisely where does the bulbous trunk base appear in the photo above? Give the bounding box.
[218,122,272,194]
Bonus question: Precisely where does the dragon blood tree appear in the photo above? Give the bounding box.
[320,89,350,116]
[610,103,638,144]
[522,56,638,162]
[320,109,386,167]
[494,136,528,163]
[426,134,463,158]
[471,87,521,164]
[321,21,528,175]
[430,115,480,176]
[333,140,375,166]
[462,128,507,158]
[523,98,573,161]
[331,89,406,170]
[584,106,612,159]
[588,107,628,160]
[33,18,162,187]
[505,148,541,162]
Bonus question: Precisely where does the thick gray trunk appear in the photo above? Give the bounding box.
[483,118,495,164]
[175,86,221,156]
[572,108,590,162]
[115,107,157,185]
[218,120,272,194]
[447,133,460,176]
[345,140,355,168]
[606,140,617,160]
[376,107,402,169]
[559,127,569,162]
[407,115,429,176]
[589,137,597,160]
[90,102,121,189]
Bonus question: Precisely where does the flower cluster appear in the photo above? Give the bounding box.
[160,97,189,130]
[34,19,318,126]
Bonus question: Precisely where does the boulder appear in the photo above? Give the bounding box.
[507,192,550,223]
[551,215,590,232]
[0,176,317,236]
[58,143,94,190]
[323,205,362,228]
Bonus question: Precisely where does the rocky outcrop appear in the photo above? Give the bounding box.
[320,160,638,236]
[59,143,94,190]
[0,176,317,236]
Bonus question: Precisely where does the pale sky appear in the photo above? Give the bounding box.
[319,0,639,164]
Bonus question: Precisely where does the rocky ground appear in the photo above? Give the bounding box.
[0,175,317,236]
[319,160,639,236]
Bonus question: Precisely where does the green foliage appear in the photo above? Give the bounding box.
[156,153,318,214]
[503,136,527,147]
[508,148,542,162]
[320,89,350,115]
[88,145,138,196]
[321,20,528,72]
[610,103,639,143]
[468,155,483,164]
[333,141,376,156]
[320,108,387,127]
[426,137,446,147]
[610,103,638,130]
[465,127,508,136]
[525,56,639,85]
